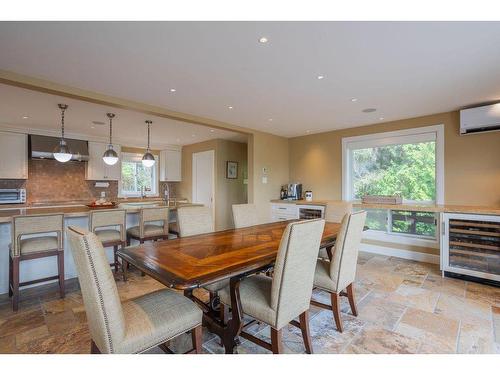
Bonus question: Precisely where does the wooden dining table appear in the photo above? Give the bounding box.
[117,220,342,353]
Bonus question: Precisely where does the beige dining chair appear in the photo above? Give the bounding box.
[9,213,65,311]
[89,209,127,273]
[66,226,203,354]
[176,206,225,296]
[232,203,259,229]
[127,207,169,245]
[218,219,326,354]
[311,210,366,332]
[319,201,353,259]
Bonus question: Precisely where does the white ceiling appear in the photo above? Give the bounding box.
[0,21,499,137]
[0,84,247,147]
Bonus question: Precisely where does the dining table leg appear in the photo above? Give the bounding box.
[222,276,244,354]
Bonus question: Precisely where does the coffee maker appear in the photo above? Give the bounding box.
[286,183,303,200]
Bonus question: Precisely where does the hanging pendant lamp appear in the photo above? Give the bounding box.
[103,113,119,165]
[53,104,72,163]
[142,120,155,167]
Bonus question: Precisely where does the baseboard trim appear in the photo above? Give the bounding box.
[360,243,440,264]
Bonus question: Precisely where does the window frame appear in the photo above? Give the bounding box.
[118,152,159,198]
[342,124,445,205]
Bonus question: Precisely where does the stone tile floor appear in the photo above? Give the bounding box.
[1,252,499,354]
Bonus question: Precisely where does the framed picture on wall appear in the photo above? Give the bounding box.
[226,161,238,179]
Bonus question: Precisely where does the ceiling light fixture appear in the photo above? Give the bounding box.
[258,37,268,43]
[142,120,155,167]
[210,129,215,132]
[228,106,233,109]
[317,75,325,80]
[53,104,72,163]
[102,113,119,166]
[22,116,29,119]
[379,117,385,121]
[170,88,176,93]
[362,108,377,113]
[268,118,273,122]
[350,98,358,102]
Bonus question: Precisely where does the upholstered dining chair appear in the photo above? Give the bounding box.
[66,226,203,354]
[89,209,127,273]
[232,203,259,229]
[176,206,225,296]
[9,213,65,311]
[318,201,353,259]
[218,219,326,354]
[127,207,169,245]
[311,210,366,333]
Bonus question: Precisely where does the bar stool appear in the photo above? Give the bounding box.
[126,207,169,245]
[9,213,65,311]
[89,209,127,273]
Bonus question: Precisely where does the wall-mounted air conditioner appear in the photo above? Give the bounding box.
[460,103,500,135]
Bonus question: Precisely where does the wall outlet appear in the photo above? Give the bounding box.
[100,191,106,198]
[262,176,268,184]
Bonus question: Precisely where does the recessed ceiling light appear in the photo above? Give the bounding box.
[170,88,176,93]
[228,106,233,109]
[268,118,273,122]
[210,129,215,132]
[379,117,385,121]
[362,108,377,113]
[191,134,196,137]
[350,98,358,102]
[259,37,268,44]
[91,126,95,129]
[22,116,29,119]
[317,75,325,80]
[306,130,311,133]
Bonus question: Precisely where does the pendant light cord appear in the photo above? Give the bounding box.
[146,120,152,151]
[61,106,66,140]
[109,116,113,145]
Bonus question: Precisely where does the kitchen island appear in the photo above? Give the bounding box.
[0,201,201,295]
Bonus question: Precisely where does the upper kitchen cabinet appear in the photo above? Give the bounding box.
[159,148,182,181]
[86,141,121,181]
[0,131,28,179]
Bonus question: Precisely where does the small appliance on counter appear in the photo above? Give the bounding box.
[0,188,26,204]
[304,191,313,202]
[280,185,288,200]
[286,183,302,200]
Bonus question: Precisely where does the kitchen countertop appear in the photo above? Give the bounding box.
[0,201,201,224]
[270,199,500,215]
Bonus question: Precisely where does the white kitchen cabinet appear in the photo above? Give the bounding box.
[0,131,28,179]
[270,203,298,222]
[159,148,182,182]
[86,141,121,181]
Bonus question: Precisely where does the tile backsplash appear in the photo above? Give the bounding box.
[0,159,180,204]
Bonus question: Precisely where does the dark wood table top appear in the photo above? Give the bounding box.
[117,220,341,290]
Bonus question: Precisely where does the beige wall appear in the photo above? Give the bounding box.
[248,131,290,223]
[179,139,249,230]
[289,111,500,206]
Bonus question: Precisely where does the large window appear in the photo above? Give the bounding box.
[120,153,158,197]
[343,125,444,204]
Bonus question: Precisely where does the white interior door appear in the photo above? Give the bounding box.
[192,150,215,210]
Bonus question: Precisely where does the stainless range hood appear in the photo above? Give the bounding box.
[29,134,89,162]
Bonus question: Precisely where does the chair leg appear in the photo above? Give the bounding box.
[12,256,20,311]
[8,255,13,297]
[346,283,358,316]
[90,340,101,354]
[299,311,313,354]
[57,251,65,299]
[113,245,119,273]
[122,260,128,282]
[191,325,202,354]
[270,328,283,354]
[331,292,343,332]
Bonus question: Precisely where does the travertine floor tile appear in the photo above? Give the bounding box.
[356,291,407,330]
[465,282,500,307]
[345,326,420,354]
[388,284,440,312]
[395,307,459,353]
[435,293,492,324]
[422,274,466,297]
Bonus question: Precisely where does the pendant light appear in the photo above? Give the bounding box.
[142,120,155,167]
[102,113,119,165]
[53,104,72,163]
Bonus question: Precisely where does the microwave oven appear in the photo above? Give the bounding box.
[0,189,26,204]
